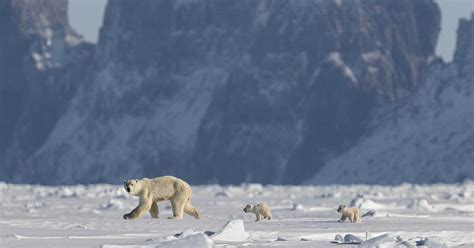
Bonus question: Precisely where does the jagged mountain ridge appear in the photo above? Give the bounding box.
[311,14,474,184]
[1,0,456,185]
[194,0,441,184]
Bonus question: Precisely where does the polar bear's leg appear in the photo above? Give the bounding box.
[349,213,355,223]
[338,216,346,222]
[124,199,152,220]
[168,192,188,219]
[354,210,361,223]
[184,200,200,219]
[168,199,185,219]
[149,201,159,219]
[354,215,361,223]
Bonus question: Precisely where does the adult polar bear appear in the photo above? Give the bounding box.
[123,176,200,220]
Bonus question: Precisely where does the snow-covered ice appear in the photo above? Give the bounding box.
[210,219,249,242]
[1,182,473,247]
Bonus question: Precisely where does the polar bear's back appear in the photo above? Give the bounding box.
[147,176,191,200]
[257,202,272,216]
[150,175,178,184]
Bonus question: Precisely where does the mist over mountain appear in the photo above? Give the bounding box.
[1,0,471,185]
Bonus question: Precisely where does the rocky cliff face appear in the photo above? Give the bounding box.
[0,0,93,182]
[311,14,474,184]
[1,0,445,185]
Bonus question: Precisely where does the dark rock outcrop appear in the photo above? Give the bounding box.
[1,0,445,185]
[0,0,93,182]
[312,14,474,184]
[193,0,441,184]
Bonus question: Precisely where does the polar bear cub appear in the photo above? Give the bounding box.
[123,176,200,220]
[243,202,272,221]
[337,204,361,223]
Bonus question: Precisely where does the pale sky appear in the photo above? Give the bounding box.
[68,0,107,43]
[68,0,473,62]
[435,0,473,61]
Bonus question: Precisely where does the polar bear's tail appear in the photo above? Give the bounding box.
[184,200,201,219]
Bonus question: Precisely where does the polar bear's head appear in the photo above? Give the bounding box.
[243,204,254,213]
[337,204,346,213]
[123,179,141,196]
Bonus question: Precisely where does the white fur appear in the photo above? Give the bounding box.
[337,204,361,223]
[243,202,272,221]
[123,176,200,220]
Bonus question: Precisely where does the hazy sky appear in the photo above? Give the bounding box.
[68,0,473,62]
[436,0,473,61]
[68,0,107,42]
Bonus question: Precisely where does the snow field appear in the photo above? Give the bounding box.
[1,182,473,247]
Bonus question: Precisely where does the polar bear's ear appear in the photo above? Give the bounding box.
[135,179,138,183]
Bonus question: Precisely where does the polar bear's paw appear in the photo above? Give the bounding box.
[167,216,183,220]
[123,213,135,220]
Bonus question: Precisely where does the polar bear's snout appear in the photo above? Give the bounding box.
[123,181,130,193]
[337,204,345,213]
[243,204,252,213]
[336,205,341,212]
[123,180,136,194]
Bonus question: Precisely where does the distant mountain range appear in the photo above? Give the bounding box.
[1,0,472,185]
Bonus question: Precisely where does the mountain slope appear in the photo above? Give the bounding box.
[311,14,474,184]
[1,0,444,185]
[0,0,93,182]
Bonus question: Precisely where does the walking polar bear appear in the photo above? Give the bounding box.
[123,176,200,220]
[243,202,272,221]
[336,204,361,223]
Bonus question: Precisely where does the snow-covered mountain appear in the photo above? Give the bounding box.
[3,0,469,185]
[311,14,474,185]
